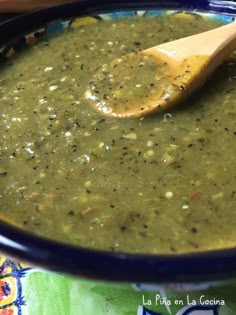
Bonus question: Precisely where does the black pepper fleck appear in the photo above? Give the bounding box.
[0,172,8,177]
[191,227,198,233]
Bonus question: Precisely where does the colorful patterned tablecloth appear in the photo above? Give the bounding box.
[0,256,235,315]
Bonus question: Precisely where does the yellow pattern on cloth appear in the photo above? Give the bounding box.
[0,256,30,315]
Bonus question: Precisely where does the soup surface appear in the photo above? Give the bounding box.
[0,13,235,254]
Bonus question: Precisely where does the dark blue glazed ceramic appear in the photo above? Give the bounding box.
[0,0,235,283]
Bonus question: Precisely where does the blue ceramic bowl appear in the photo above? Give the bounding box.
[0,0,235,283]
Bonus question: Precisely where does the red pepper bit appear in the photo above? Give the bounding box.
[27,35,36,45]
[189,191,202,201]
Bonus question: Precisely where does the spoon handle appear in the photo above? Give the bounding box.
[151,21,236,61]
[208,21,236,57]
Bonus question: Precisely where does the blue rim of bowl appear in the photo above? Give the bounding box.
[0,0,236,283]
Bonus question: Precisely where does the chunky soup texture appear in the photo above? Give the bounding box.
[0,14,235,254]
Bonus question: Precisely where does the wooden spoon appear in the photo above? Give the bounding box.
[85,22,236,118]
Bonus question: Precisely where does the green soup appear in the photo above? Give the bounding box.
[0,13,235,254]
